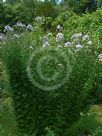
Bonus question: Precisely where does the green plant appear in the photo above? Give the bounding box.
[45,127,56,136]
[2,9,102,136]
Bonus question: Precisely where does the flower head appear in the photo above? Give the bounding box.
[71,33,82,39]
[13,34,20,38]
[27,24,34,31]
[57,44,62,49]
[47,33,52,37]
[35,16,42,22]
[56,33,64,43]
[43,41,50,48]
[17,22,23,27]
[16,22,26,29]
[76,44,83,51]
[29,45,33,49]
[64,42,72,47]
[43,36,49,43]
[4,25,13,32]
[87,41,92,46]
[56,25,63,31]
[82,35,89,41]
[98,54,102,61]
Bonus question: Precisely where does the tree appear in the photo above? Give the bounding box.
[78,0,97,13]
[6,0,21,3]
[97,0,102,7]
[62,0,97,13]
[21,0,37,19]
[35,1,58,17]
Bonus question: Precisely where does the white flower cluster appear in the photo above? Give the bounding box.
[64,42,72,47]
[65,42,82,51]
[57,44,62,49]
[71,33,82,39]
[71,33,93,51]
[98,54,102,61]
[71,33,92,44]
[13,34,20,38]
[47,33,52,37]
[4,25,13,32]
[43,36,49,43]
[56,33,64,43]
[82,35,89,41]
[35,16,42,22]
[27,24,34,31]
[87,40,92,46]
[16,22,34,31]
[43,41,50,48]
[4,22,34,33]
[55,32,93,52]
[41,31,93,52]
[42,32,53,48]
[56,25,63,32]
[29,45,33,49]
[76,44,83,51]
[16,22,26,28]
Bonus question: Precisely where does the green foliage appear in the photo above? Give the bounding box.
[35,1,58,18]
[45,127,56,136]
[66,113,102,136]
[0,0,101,32]
[2,8,102,136]
[63,0,97,13]
[0,98,18,136]
[0,3,32,31]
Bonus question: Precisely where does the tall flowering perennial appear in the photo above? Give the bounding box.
[4,22,35,36]
[70,32,93,51]
[3,14,102,135]
[71,33,91,44]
